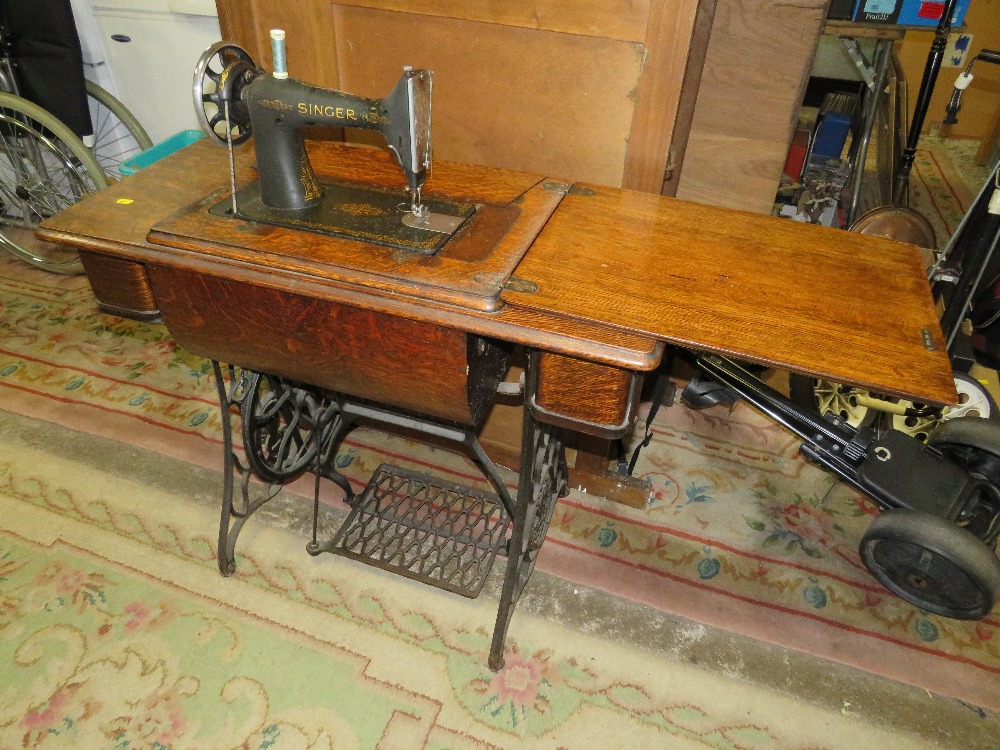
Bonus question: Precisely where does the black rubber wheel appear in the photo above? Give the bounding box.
[927,409,1000,457]
[926,416,1000,545]
[860,508,1000,619]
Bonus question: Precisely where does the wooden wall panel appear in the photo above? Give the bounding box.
[215,0,703,192]
[331,7,640,186]
[326,0,652,41]
[623,0,705,190]
[660,0,717,196]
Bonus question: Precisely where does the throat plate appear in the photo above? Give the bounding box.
[210,178,476,254]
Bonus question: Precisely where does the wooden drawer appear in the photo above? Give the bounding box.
[79,251,161,322]
[530,351,642,438]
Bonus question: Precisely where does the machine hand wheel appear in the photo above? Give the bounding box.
[241,372,332,485]
[192,41,257,146]
[860,508,1000,619]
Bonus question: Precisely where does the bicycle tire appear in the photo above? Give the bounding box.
[0,91,106,275]
[84,79,153,179]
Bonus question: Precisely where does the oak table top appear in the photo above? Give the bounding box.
[38,140,662,372]
[502,184,955,405]
[37,139,955,405]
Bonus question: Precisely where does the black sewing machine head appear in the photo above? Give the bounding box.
[192,32,472,253]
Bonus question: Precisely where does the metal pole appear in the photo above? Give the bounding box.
[846,38,894,227]
[894,0,959,205]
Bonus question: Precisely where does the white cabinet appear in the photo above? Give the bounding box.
[76,0,221,144]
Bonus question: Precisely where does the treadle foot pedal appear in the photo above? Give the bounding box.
[321,464,509,598]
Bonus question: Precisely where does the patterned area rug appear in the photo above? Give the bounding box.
[2,432,961,749]
[0,239,998,719]
[910,136,993,247]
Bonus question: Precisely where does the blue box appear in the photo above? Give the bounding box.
[852,0,970,26]
[811,113,853,159]
[120,130,206,176]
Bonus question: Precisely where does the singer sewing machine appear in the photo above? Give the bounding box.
[36,32,1000,671]
[192,36,468,252]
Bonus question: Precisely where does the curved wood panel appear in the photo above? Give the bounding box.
[149,266,493,424]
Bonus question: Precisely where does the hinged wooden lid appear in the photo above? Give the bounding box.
[147,141,565,312]
[502,184,956,405]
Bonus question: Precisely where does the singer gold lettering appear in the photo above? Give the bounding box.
[296,103,359,120]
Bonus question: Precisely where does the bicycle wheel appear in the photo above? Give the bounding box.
[0,92,106,275]
[84,80,153,180]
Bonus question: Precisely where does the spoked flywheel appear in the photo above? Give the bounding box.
[788,375,878,428]
[860,508,1000,619]
[192,41,258,145]
[241,372,337,485]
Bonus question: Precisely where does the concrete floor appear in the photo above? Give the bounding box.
[3,406,998,748]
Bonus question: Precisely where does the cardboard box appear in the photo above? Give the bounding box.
[854,0,901,23]
[852,0,970,26]
[783,127,811,181]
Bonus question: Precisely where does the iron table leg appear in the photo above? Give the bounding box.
[488,353,568,670]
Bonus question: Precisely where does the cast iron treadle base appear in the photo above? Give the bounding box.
[323,464,509,598]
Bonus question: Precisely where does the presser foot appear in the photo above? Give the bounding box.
[400,207,465,234]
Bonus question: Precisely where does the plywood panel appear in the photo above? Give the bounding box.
[215,0,703,192]
[675,0,829,213]
[622,0,702,190]
[661,0,717,197]
[331,6,642,186]
[241,0,339,84]
[327,0,652,42]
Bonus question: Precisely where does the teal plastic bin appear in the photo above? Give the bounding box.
[120,130,206,176]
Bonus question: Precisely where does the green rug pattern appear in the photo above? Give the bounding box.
[1,439,939,749]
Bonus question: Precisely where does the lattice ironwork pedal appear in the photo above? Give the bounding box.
[318,464,509,598]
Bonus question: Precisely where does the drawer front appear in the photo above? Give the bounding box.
[79,251,161,322]
[148,266,509,425]
[531,351,642,438]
